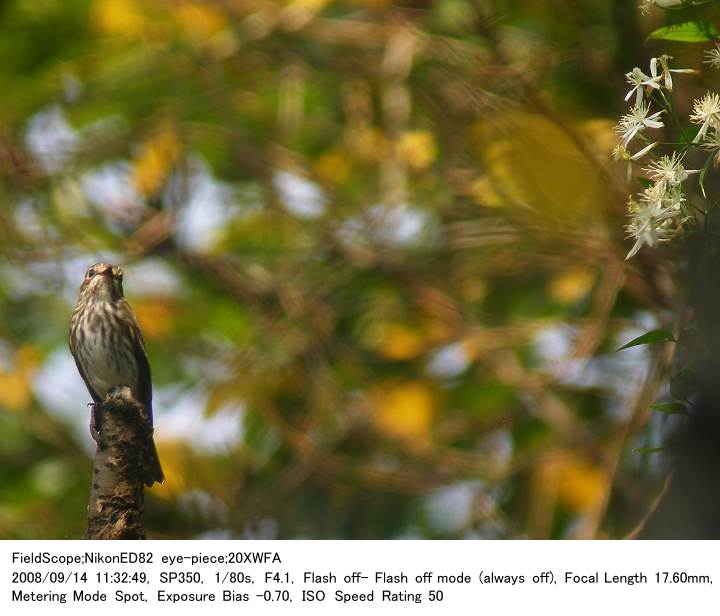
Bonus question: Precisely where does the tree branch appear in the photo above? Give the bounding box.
[85,386,151,540]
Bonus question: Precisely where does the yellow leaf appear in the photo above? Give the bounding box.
[549,266,596,305]
[0,345,41,412]
[471,112,611,218]
[537,454,607,512]
[0,372,31,412]
[469,175,504,208]
[557,459,606,512]
[378,324,426,360]
[175,3,228,44]
[372,381,435,444]
[397,130,437,171]
[132,128,182,197]
[286,0,330,10]
[281,0,331,30]
[16,345,42,373]
[314,149,351,184]
[92,0,146,37]
[580,118,617,157]
[133,298,176,340]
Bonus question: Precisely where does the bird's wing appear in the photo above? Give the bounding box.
[133,337,153,425]
[123,301,154,425]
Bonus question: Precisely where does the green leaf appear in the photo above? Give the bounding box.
[649,20,720,43]
[680,125,701,145]
[633,446,666,454]
[616,329,675,351]
[699,152,715,199]
[650,402,688,415]
[636,176,652,189]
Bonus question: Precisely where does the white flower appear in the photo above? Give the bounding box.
[639,0,685,15]
[638,180,685,213]
[613,142,658,182]
[639,181,668,208]
[616,102,664,146]
[643,153,698,189]
[612,142,657,162]
[702,130,720,165]
[653,55,696,91]
[625,65,662,105]
[625,203,661,259]
[690,92,720,143]
[663,185,686,212]
[704,45,720,70]
[625,195,683,260]
[703,130,720,149]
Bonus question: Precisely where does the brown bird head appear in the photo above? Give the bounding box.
[79,262,124,302]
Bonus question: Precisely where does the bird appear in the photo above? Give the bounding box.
[69,262,164,487]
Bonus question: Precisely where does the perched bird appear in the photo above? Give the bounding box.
[69,263,164,487]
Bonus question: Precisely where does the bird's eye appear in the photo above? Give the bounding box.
[86,269,95,278]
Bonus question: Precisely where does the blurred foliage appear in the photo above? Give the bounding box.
[0,0,691,539]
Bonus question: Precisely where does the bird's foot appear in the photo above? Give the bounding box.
[88,402,100,442]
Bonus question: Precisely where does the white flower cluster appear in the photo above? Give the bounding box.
[624,158,691,259]
[614,56,717,260]
[704,44,720,70]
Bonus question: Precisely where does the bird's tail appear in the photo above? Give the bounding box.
[142,435,165,487]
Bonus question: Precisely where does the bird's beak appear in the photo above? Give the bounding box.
[97,265,113,277]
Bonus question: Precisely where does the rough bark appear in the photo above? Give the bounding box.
[85,386,151,540]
